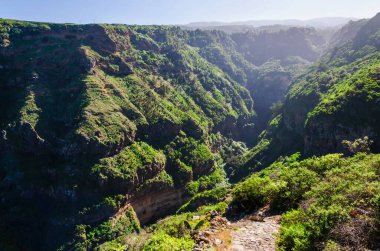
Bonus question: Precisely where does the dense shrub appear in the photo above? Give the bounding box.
[177,186,229,213]
[142,233,194,251]
[165,132,217,186]
[73,206,140,250]
[132,202,227,251]
[233,153,319,211]
[277,153,380,250]
[233,153,380,250]
[185,167,226,196]
[342,136,373,154]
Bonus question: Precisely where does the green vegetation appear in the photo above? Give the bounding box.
[177,186,229,213]
[230,13,380,178]
[1,12,380,251]
[0,19,258,250]
[95,201,228,251]
[140,202,228,251]
[185,167,226,196]
[232,153,380,250]
[92,142,168,193]
[82,208,140,250]
[142,233,194,251]
[164,132,221,190]
[233,152,318,211]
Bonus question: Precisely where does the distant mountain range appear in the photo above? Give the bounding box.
[185,17,359,29]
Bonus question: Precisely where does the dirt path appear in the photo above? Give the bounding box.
[228,216,280,251]
[193,213,280,251]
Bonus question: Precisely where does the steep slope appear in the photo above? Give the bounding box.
[229,13,380,180]
[286,12,380,156]
[0,21,252,250]
[0,20,329,250]
[96,152,380,251]
[186,27,328,144]
[59,13,380,251]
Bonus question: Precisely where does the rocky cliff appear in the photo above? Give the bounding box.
[0,19,330,250]
[229,13,380,180]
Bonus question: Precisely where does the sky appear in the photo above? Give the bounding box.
[0,0,379,25]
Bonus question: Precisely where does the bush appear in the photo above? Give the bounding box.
[277,223,312,251]
[185,167,225,196]
[300,154,343,175]
[142,232,194,251]
[189,144,214,178]
[323,240,342,251]
[276,153,380,250]
[165,133,216,186]
[272,166,319,209]
[277,210,312,251]
[177,186,229,213]
[233,175,282,210]
[375,194,380,220]
[233,154,319,211]
[75,206,140,249]
[232,153,380,250]
[342,136,373,154]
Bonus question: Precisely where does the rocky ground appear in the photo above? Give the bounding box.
[228,216,280,251]
[193,209,281,251]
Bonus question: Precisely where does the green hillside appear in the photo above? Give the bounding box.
[228,13,380,180]
[0,12,379,251]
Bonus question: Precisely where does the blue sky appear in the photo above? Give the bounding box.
[1,0,379,24]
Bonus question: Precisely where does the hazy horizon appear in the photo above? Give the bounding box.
[0,0,379,25]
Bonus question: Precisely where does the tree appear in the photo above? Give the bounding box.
[342,136,373,154]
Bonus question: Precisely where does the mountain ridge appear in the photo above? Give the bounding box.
[185,17,359,28]
[0,12,379,251]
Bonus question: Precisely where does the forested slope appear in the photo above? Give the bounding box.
[0,19,326,250]
[228,13,380,180]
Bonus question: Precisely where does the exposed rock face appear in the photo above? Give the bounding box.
[249,71,291,140]
[131,188,188,224]
[0,17,363,250]
[16,122,48,151]
[294,17,379,157]
[1,20,254,250]
[304,122,377,156]
[95,147,167,195]
[227,13,380,181]
[282,91,320,135]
